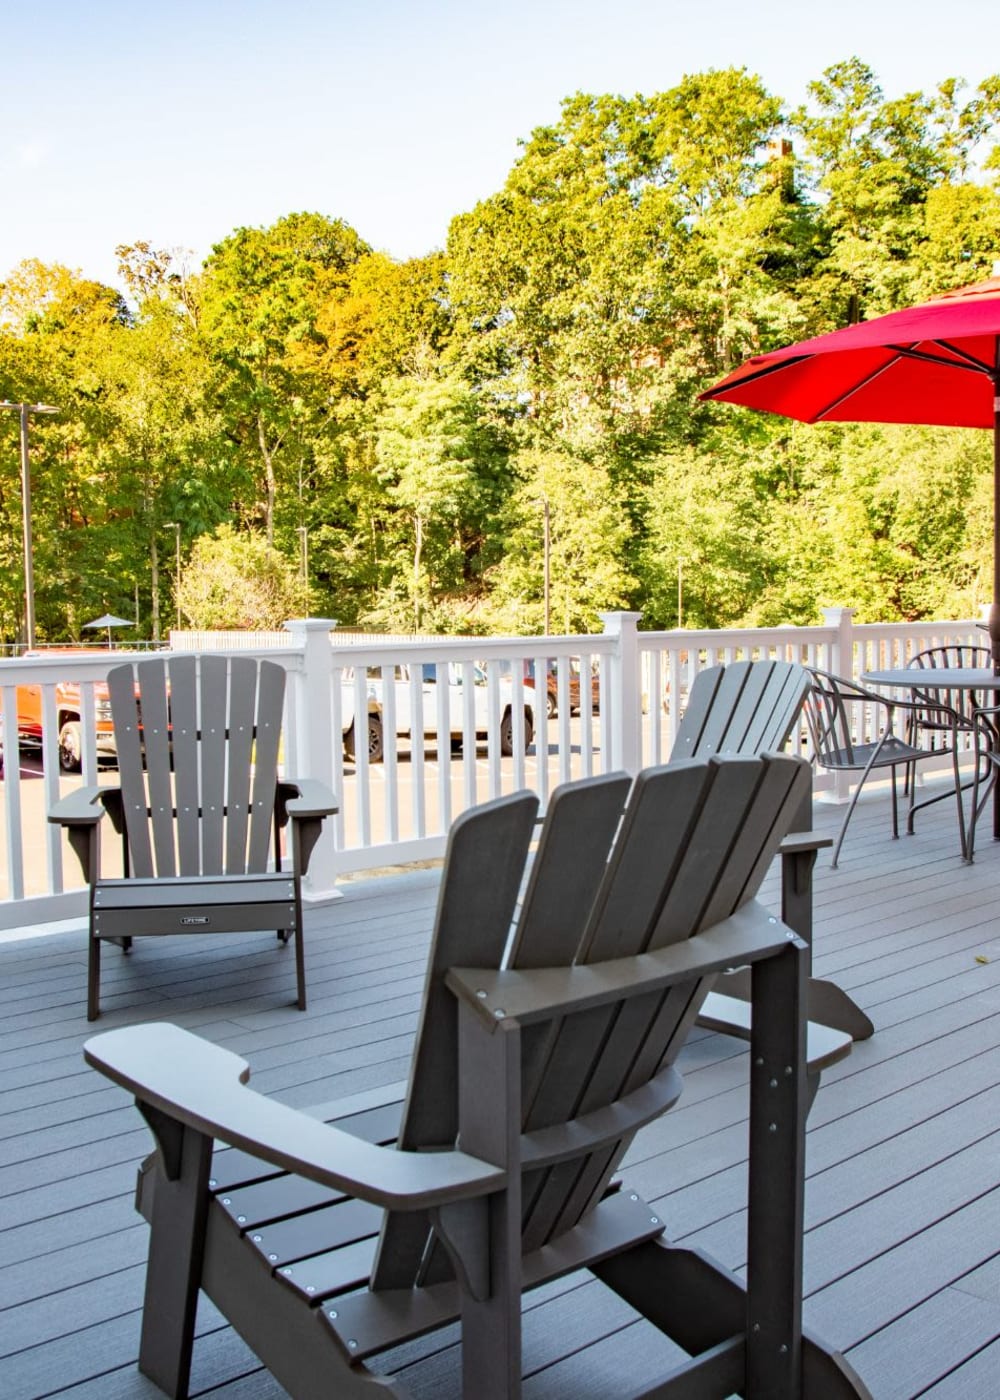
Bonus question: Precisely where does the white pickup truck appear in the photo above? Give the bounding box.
[348,662,535,763]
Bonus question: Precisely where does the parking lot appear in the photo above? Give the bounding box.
[0,715,622,903]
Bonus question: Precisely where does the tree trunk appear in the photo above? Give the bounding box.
[258,413,276,546]
[413,512,424,631]
[151,537,161,643]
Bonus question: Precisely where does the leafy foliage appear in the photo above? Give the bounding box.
[2,59,1000,643]
[176,524,307,630]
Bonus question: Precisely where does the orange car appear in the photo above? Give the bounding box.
[3,650,116,772]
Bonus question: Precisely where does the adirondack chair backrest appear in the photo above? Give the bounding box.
[372,752,810,1290]
[107,655,285,880]
[670,659,811,762]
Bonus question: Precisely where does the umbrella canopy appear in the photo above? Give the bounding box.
[84,614,132,629]
[700,276,1000,663]
[83,614,133,647]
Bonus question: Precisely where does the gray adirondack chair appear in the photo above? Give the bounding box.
[85,754,869,1400]
[673,660,874,1041]
[669,658,812,767]
[50,654,337,1020]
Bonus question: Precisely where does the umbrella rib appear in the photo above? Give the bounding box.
[811,354,902,420]
[812,341,994,420]
[892,341,995,376]
[701,352,811,397]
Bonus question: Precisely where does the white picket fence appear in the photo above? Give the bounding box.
[0,608,987,930]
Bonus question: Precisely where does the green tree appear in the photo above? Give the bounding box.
[176,524,306,629]
[487,438,636,634]
[198,212,369,542]
[791,61,1000,320]
[367,371,513,630]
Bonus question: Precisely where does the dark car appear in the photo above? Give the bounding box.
[524,659,601,719]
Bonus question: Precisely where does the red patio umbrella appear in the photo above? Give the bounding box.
[700,275,1000,664]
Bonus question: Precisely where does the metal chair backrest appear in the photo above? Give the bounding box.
[907,645,991,729]
[805,670,874,771]
[107,654,285,879]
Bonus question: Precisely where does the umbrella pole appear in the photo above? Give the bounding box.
[993,369,1000,676]
[989,372,1000,842]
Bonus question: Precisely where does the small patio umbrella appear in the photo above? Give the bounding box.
[700,275,1000,665]
[83,613,132,647]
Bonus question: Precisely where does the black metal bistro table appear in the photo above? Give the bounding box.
[862,667,1000,846]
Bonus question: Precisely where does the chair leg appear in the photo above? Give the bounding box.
[967,759,998,863]
[293,886,307,1011]
[746,939,807,1397]
[831,779,870,869]
[87,933,101,1022]
[136,1112,213,1399]
[952,744,970,862]
[831,738,892,869]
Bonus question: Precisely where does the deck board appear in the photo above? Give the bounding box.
[4,778,1000,1396]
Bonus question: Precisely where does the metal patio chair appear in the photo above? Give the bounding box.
[806,667,967,866]
[905,644,991,818]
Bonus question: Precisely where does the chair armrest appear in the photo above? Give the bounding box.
[779,832,833,855]
[449,902,801,1027]
[280,778,339,820]
[49,786,112,827]
[697,991,852,1074]
[84,1023,502,1211]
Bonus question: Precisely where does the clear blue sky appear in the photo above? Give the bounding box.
[1,0,996,288]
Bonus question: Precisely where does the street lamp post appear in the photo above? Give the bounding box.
[542,497,551,636]
[0,401,59,649]
[166,522,181,631]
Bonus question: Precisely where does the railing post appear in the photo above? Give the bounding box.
[283,618,339,901]
[820,607,857,804]
[821,607,856,680]
[600,611,643,774]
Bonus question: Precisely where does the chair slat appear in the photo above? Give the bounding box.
[509,772,631,969]
[169,657,200,876]
[247,661,285,873]
[223,658,257,874]
[371,789,539,1290]
[669,666,725,758]
[645,757,770,952]
[199,657,229,875]
[137,661,176,878]
[108,664,154,877]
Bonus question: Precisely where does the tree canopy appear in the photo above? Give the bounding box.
[2,58,1000,644]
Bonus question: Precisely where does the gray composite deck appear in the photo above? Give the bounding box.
[4,776,1000,1399]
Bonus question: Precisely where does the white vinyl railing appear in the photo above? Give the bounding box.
[0,608,987,929]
